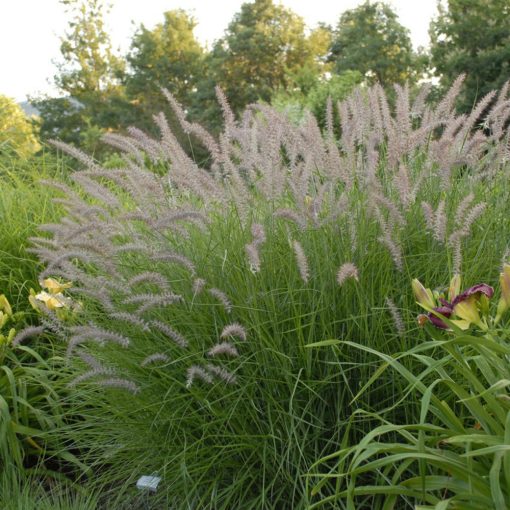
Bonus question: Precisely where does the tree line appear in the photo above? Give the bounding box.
[3,0,510,158]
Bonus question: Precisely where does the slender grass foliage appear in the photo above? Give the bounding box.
[0,468,101,510]
[0,152,64,304]
[22,77,510,507]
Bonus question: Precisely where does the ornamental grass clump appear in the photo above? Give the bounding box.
[24,77,510,506]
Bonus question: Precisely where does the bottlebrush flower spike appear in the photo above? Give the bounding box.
[220,323,247,341]
[336,263,359,286]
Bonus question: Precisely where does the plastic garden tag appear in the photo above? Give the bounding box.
[136,475,161,492]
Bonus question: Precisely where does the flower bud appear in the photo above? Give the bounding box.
[0,311,8,329]
[0,294,12,316]
[448,274,462,302]
[478,294,490,316]
[501,264,510,304]
[417,314,428,327]
[412,279,435,310]
[495,264,510,323]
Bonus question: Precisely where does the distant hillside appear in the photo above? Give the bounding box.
[19,101,40,117]
[19,98,83,118]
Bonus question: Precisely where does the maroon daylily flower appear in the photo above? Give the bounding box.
[451,284,494,306]
[422,283,493,330]
[428,305,453,329]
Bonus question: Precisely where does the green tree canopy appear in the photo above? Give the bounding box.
[0,95,40,158]
[271,71,363,128]
[56,0,124,101]
[193,0,325,129]
[32,0,128,151]
[124,10,204,131]
[430,0,510,112]
[286,23,334,97]
[329,1,417,86]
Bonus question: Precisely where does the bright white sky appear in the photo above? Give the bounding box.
[0,0,438,102]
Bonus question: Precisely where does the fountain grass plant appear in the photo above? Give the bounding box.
[17,77,510,508]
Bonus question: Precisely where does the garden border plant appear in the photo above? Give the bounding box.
[308,269,510,509]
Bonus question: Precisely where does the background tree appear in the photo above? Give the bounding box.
[124,10,204,133]
[192,0,325,129]
[284,23,334,97]
[430,0,510,112]
[32,0,128,152]
[0,95,40,158]
[55,0,124,101]
[329,1,418,86]
[271,71,363,128]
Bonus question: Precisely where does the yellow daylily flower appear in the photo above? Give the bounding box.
[34,291,68,310]
[41,278,73,295]
[449,319,471,330]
